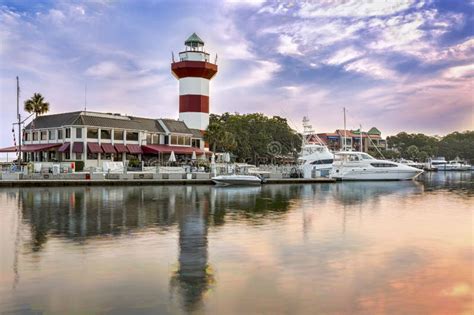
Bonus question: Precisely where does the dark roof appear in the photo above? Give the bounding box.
[25,111,82,129]
[25,111,166,133]
[189,128,204,138]
[161,119,192,134]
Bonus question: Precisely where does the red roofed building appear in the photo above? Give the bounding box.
[317,127,387,152]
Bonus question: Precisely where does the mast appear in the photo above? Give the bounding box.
[343,107,347,151]
[360,124,363,152]
[16,76,21,169]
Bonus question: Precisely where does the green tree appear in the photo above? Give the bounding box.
[406,145,419,160]
[204,113,301,164]
[438,131,474,162]
[416,151,429,162]
[24,93,50,117]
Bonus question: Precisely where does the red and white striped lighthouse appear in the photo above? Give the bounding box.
[172,33,218,132]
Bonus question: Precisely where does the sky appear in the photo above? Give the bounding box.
[0,0,473,150]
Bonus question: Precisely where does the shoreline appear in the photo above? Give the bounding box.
[0,177,335,187]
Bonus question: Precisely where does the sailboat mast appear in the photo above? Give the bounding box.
[360,124,363,152]
[17,76,21,168]
[343,107,347,150]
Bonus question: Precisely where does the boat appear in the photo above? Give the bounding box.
[426,157,471,171]
[399,159,424,169]
[298,117,334,178]
[211,174,263,186]
[330,151,423,181]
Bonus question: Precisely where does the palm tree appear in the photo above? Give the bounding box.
[24,93,50,117]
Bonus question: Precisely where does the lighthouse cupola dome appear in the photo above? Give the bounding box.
[185,33,205,50]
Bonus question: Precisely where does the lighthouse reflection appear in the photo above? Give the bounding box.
[11,179,452,313]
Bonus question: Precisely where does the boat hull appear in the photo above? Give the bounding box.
[211,175,262,186]
[331,169,423,181]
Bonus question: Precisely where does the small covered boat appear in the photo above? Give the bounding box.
[211,174,263,186]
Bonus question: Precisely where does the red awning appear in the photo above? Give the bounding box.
[72,142,84,153]
[0,146,17,153]
[87,142,103,154]
[127,144,142,154]
[142,145,210,155]
[114,144,128,153]
[0,143,61,153]
[58,142,70,153]
[102,143,116,153]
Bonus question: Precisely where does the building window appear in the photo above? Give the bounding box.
[76,153,82,160]
[24,132,29,142]
[87,128,98,139]
[65,128,71,138]
[48,130,55,140]
[101,129,111,140]
[58,129,63,139]
[114,153,123,161]
[185,137,191,146]
[171,135,178,145]
[76,128,82,138]
[65,151,70,160]
[126,131,138,141]
[146,133,152,144]
[87,152,98,160]
[33,132,38,141]
[192,139,201,148]
[102,153,112,160]
[114,130,123,141]
[41,131,47,140]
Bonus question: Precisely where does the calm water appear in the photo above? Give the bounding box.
[0,173,472,315]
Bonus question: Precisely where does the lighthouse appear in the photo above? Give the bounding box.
[172,33,218,133]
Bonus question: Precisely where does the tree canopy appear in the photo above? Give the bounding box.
[205,113,301,164]
[24,93,50,117]
[387,131,473,162]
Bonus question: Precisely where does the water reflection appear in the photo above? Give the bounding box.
[1,172,471,314]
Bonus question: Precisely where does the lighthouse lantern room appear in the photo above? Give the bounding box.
[171,33,218,134]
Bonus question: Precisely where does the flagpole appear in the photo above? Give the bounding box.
[17,76,21,169]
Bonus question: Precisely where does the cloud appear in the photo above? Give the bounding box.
[277,34,302,56]
[443,64,474,80]
[344,58,396,79]
[325,47,363,65]
[297,0,416,18]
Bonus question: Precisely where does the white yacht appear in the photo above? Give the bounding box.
[399,159,424,169]
[211,174,263,186]
[298,117,334,178]
[330,151,423,181]
[425,157,471,171]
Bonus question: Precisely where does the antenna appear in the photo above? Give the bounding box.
[214,54,218,64]
[172,51,175,63]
